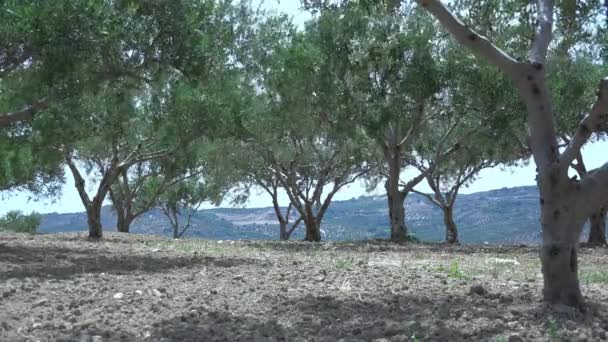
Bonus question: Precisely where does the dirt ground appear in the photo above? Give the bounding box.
[1,233,608,342]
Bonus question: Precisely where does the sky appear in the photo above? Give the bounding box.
[0,0,606,215]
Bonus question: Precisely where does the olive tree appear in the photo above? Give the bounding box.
[307,2,477,241]
[238,14,373,242]
[411,40,528,244]
[0,1,115,193]
[417,0,608,306]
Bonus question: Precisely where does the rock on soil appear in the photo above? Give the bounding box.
[1,232,608,341]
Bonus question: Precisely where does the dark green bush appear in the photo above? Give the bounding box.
[0,210,41,234]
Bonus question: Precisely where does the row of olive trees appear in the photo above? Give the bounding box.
[1,0,607,307]
[1,1,605,246]
[1,0,255,238]
[236,1,606,249]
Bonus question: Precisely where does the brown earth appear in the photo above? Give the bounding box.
[1,232,608,342]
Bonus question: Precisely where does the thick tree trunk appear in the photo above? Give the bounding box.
[116,214,132,233]
[87,203,103,239]
[279,221,288,241]
[383,140,409,242]
[588,207,607,246]
[516,68,585,307]
[386,180,407,241]
[540,238,583,306]
[304,218,321,242]
[443,205,458,244]
[538,185,585,307]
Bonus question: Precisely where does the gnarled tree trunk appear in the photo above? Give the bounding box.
[116,214,133,233]
[588,206,607,246]
[304,218,321,242]
[384,142,408,241]
[539,197,585,306]
[386,180,407,241]
[279,222,289,241]
[518,69,586,307]
[303,203,321,242]
[442,205,458,244]
[87,200,104,239]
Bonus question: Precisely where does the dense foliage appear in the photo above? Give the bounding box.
[0,210,41,234]
[1,0,607,307]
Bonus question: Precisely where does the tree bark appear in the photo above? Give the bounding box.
[303,215,321,242]
[279,221,289,241]
[540,220,584,307]
[116,213,133,233]
[384,142,408,241]
[304,220,321,242]
[87,201,104,239]
[386,180,407,241]
[516,70,585,307]
[588,206,607,246]
[442,205,458,244]
[537,171,586,306]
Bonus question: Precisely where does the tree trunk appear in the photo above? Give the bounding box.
[443,205,458,244]
[588,206,607,246]
[87,204,103,239]
[279,221,289,241]
[539,187,585,307]
[386,180,407,241]
[116,213,132,233]
[304,218,321,242]
[516,69,585,307]
[540,238,583,306]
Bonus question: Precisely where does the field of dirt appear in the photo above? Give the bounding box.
[1,232,607,342]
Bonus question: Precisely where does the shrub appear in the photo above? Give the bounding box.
[0,210,41,234]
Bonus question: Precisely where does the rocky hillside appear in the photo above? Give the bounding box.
[35,186,569,244]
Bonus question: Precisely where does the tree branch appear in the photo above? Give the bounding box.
[0,99,48,128]
[417,0,520,74]
[64,153,92,208]
[529,0,554,64]
[560,77,608,167]
[398,99,426,148]
[579,161,608,218]
[411,188,443,208]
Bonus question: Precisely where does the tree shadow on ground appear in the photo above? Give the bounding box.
[0,243,259,281]
[54,326,138,342]
[147,292,608,342]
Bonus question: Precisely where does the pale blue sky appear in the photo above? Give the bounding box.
[0,0,606,215]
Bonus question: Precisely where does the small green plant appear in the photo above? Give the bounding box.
[422,261,470,280]
[447,261,470,280]
[0,210,41,234]
[580,270,608,284]
[406,234,421,243]
[335,257,355,270]
[547,320,561,342]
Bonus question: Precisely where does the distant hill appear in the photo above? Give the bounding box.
[35,185,584,245]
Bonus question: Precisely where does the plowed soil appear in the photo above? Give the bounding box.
[1,233,607,342]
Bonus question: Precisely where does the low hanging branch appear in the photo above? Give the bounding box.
[0,99,49,128]
[417,0,520,73]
